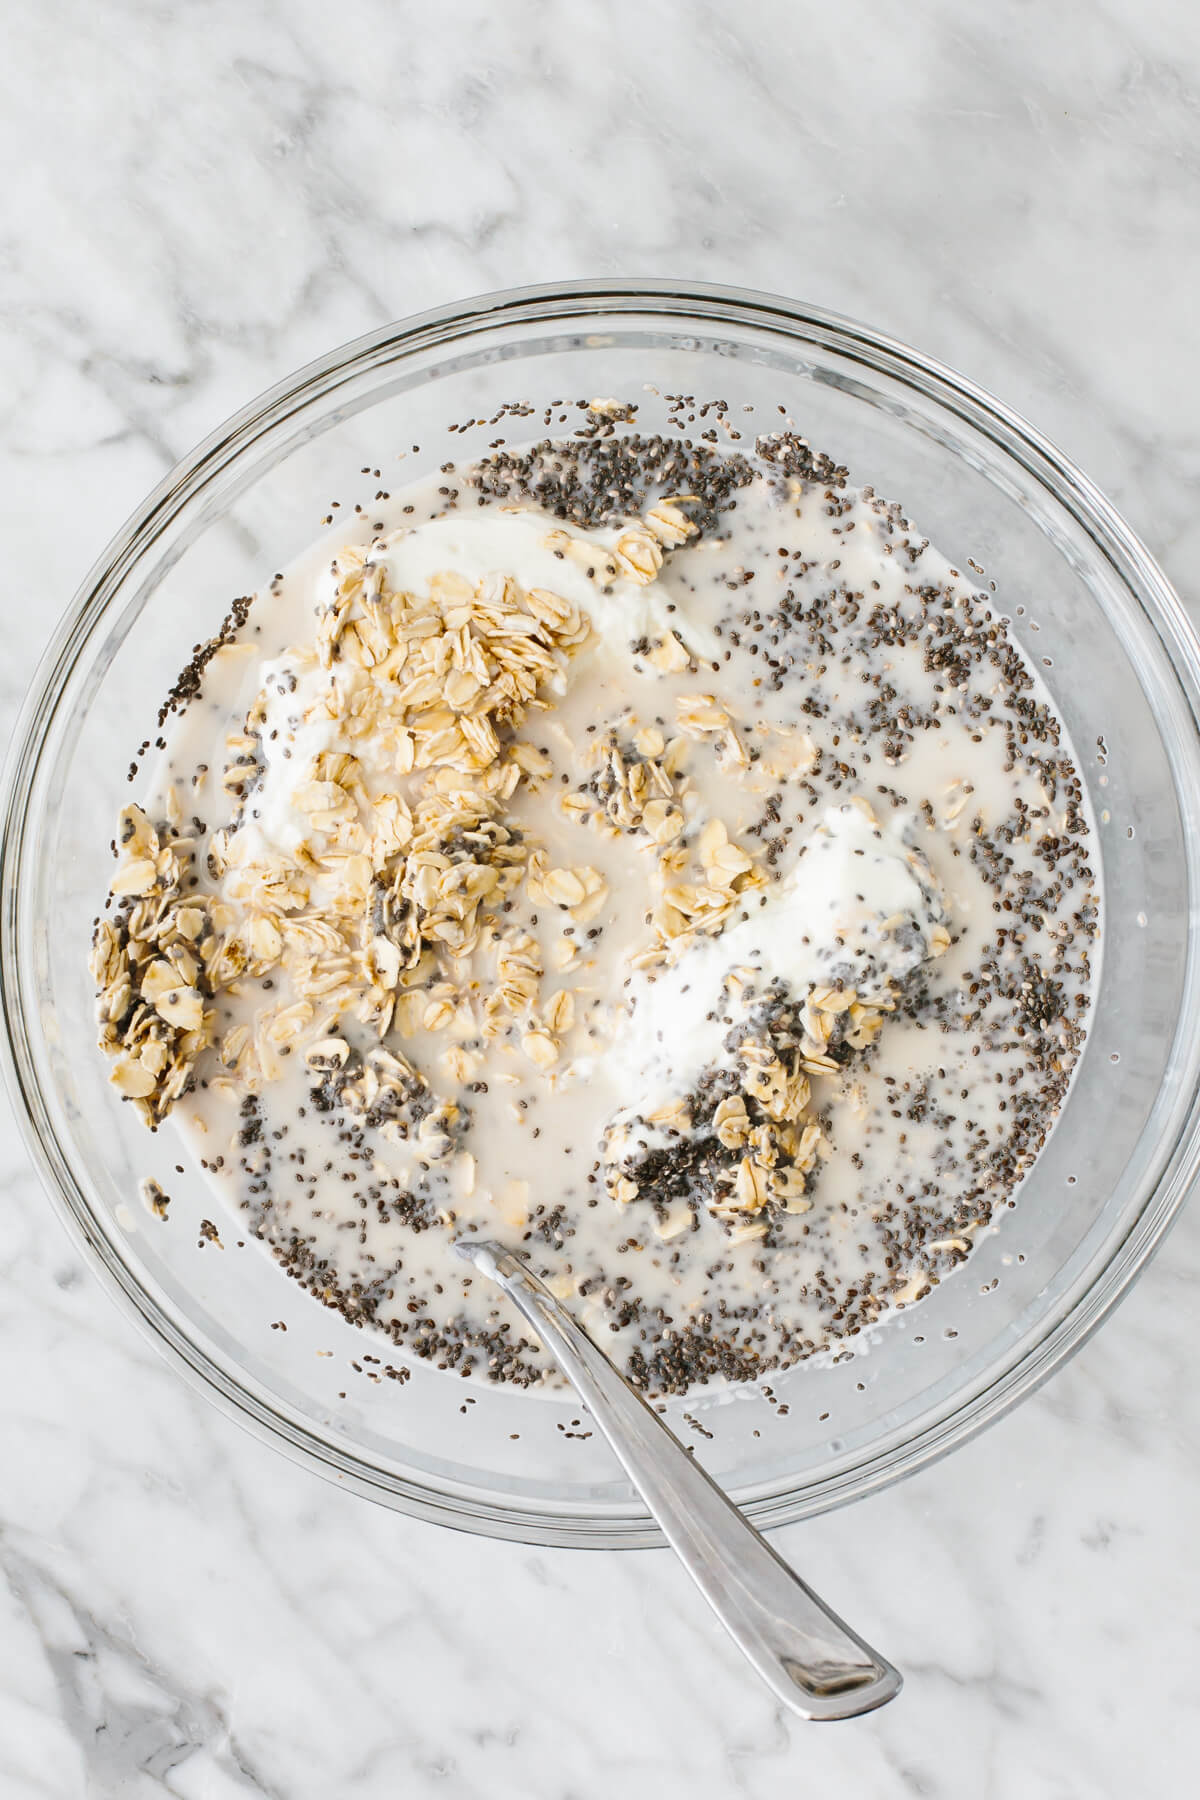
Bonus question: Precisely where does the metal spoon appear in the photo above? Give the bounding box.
[457,1239,901,1721]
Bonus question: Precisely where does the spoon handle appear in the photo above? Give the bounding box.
[461,1241,901,1722]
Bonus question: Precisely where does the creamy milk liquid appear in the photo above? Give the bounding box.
[96,435,1097,1393]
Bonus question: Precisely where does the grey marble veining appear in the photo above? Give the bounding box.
[2,3,1199,1794]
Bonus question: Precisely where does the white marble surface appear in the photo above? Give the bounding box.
[2,3,1199,1793]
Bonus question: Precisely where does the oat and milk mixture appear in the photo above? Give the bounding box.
[91,405,1098,1394]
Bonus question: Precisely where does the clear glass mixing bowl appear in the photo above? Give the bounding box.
[4,282,1199,1546]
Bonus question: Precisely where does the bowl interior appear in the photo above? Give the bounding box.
[6,289,1199,1543]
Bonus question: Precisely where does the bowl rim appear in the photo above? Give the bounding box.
[4,277,1200,1547]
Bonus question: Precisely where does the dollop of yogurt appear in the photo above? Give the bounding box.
[611,802,948,1111]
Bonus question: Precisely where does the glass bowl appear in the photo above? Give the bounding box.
[4,281,1199,1548]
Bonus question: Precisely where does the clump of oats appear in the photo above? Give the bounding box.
[568,727,686,842]
[91,806,217,1126]
[322,1043,463,1162]
[600,1020,828,1226]
[94,503,699,1120]
[598,985,876,1229]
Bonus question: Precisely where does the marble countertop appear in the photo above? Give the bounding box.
[3,3,1198,1794]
